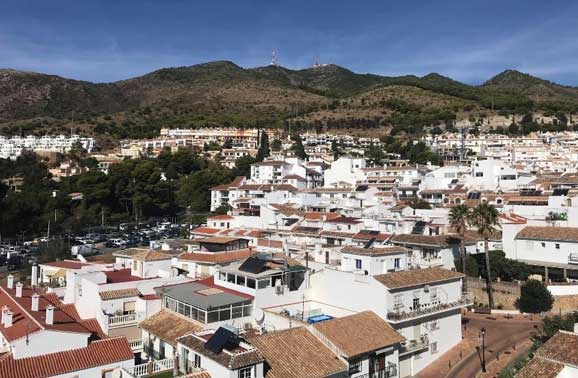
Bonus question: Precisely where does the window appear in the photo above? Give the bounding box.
[394,258,401,269]
[355,259,362,269]
[412,297,420,310]
[194,353,202,368]
[431,342,438,354]
[227,273,236,283]
[556,243,560,249]
[393,294,403,310]
[348,359,362,374]
[475,172,484,177]
[236,275,246,286]
[541,242,546,248]
[239,367,253,378]
[247,278,256,289]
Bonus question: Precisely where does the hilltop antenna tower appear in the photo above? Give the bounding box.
[271,50,278,67]
[313,56,321,69]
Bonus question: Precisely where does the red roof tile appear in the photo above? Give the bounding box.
[0,287,91,342]
[179,249,256,264]
[104,269,143,284]
[0,337,133,378]
[191,227,222,235]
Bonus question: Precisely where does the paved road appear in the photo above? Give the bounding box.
[446,315,540,378]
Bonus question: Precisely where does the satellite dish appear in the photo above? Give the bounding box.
[254,308,265,326]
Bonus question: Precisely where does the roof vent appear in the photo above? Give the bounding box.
[15,282,23,298]
[45,305,54,325]
[7,274,13,289]
[31,293,40,312]
[4,309,12,328]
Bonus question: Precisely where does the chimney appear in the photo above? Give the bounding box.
[31,293,39,312]
[4,309,12,328]
[0,305,7,325]
[7,274,14,289]
[15,282,23,298]
[31,264,38,287]
[45,305,54,325]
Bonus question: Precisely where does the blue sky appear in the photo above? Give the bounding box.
[1,0,577,85]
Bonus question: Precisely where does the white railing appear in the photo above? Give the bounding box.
[108,313,136,327]
[123,358,174,378]
[569,253,578,264]
[387,295,472,322]
[129,339,143,352]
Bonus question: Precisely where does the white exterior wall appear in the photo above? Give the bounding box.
[11,330,89,359]
[341,253,406,275]
[52,358,134,378]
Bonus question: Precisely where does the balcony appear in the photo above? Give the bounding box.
[122,358,174,378]
[108,312,142,327]
[352,365,398,378]
[399,334,429,355]
[387,295,472,323]
[569,253,578,265]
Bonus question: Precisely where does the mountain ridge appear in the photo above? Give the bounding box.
[1,62,577,137]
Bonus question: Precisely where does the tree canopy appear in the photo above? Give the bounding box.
[515,279,554,314]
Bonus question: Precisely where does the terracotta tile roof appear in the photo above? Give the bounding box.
[0,287,92,342]
[516,226,578,242]
[105,269,144,283]
[131,249,173,262]
[191,227,222,235]
[99,288,140,300]
[207,215,234,220]
[178,249,256,264]
[270,204,305,217]
[40,260,91,269]
[341,246,409,256]
[374,267,465,290]
[535,330,578,365]
[0,337,134,378]
[182,372,212,378]
[304,212,341,221]
[390,234,465,248]
[312,311,405,358]
[516,357,564,378]
[248,327,347,378]
[177,333,264,370]
[320,230,356,238]
[352,232,391,241]
[140,310,203,345]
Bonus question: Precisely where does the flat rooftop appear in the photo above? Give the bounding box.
[155,280,252,310]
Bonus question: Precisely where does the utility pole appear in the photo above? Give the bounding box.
[480,327,487,372]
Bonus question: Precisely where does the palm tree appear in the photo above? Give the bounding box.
[449,204,471,293]
[471,203,500,309]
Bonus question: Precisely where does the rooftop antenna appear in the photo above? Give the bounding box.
[271,50,278,67]
[313,56,321,69]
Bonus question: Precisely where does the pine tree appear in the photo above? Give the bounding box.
[256,131,270,162]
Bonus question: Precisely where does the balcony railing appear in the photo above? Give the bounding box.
[108,313,138,327]
[387,295,472,322]
[129,339,143,352]
[351,365,398,378]
[122,358,174,378]
[400,334,429,355]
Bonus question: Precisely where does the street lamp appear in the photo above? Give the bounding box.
[480,327,487,373]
